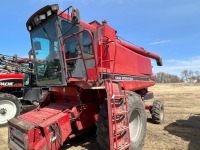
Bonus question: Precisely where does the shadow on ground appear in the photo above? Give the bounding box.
[59,128,100,150]
[147,118,154,124]
[164,114,200,150]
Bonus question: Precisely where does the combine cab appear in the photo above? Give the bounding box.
[8,4,163,150]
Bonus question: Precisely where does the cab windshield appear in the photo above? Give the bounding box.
[31,19,61,85]
[31,18,95,84]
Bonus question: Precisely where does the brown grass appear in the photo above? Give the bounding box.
[143,83,200,150]
[1,83,200,150]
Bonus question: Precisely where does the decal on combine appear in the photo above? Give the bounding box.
[0,82,14,86]
[102,74,153,81]
[0,78,23,87]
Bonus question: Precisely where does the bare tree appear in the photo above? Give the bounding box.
[155,70,200,83]
[181,70,200,83]
[181,70,189,81]
[155,72,181,83]
[155,72,165,83]
[194,71,200,83]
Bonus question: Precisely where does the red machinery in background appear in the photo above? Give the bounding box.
[0,54,25,126]
[8,4,164,150]
[0,53,46,126]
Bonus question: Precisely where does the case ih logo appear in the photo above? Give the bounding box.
[0,82,14,86]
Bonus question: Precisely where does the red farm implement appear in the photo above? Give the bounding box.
[8,4,164,150]
[0,53,46,126]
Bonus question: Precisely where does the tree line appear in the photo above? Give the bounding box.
[155,70,200,83]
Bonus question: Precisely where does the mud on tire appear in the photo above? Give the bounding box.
[96,91,147,150]
[0,93,21,126]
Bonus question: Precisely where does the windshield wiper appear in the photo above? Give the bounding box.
[58,24,75,39]
[42,26,52,44]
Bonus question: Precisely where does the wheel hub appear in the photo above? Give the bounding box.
[0,108,7,115]
[129,109,142,142]
[0,100,17,125]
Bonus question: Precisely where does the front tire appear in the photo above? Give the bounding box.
[96,91,147,150]
[0,93,21,126]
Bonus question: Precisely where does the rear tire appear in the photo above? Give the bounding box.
[96,91,147,150]
[96,102,109,150]
[151,100,164,124]
[0,93,21,126]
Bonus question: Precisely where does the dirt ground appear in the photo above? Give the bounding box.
[0,83,200,150]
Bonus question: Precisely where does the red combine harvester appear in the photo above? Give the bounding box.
[8,4,163,150]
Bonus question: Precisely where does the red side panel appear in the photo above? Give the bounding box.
[96,23,155,91]
[0,74,24,89]
[0,74,24,79]
[113,43,139,75]
[121,80,155,91]
[87,68,98,80]
[112,43,153,76]
[97,24,153,77]
[19,106,64,124]
[137,55,152,75]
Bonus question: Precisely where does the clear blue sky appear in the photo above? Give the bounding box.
[0,0,199,76]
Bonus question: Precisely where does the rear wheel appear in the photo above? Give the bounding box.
[151,100,164,124]
[96,91,147,150]
[0,93,21,126]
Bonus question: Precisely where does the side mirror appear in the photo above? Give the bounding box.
[71,8,80,24]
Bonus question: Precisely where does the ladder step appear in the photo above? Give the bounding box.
[91,86,105,89]
[115,126,129,135]
[118,142,131,150]
[102,59,114,63]
[115,110,128,115]
[112,95,126,99]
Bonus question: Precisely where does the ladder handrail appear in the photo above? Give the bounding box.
[100,37,118,80]
[62,29,98,82]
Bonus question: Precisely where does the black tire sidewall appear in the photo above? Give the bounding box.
[151,100,164,124]
[96,102,109,150]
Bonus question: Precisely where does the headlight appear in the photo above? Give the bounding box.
[28,25,32,31]
[39,14,46,20]
[34,16,39,23]
[47,10,52,17]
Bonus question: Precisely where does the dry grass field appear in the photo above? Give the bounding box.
[0,83,200,150]
[144,83,200,150]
